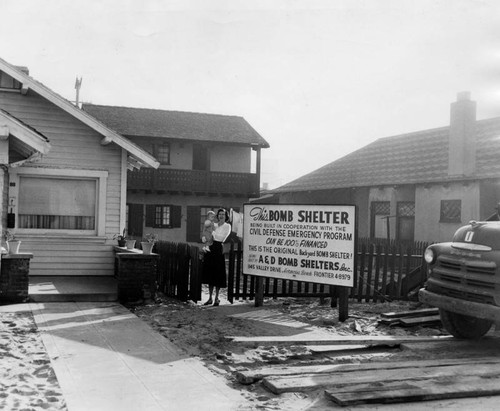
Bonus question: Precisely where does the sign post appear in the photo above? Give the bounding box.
[243,204,356,319]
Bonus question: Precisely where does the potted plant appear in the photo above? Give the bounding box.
[113,229,127,247]
[4,230,21,254]
[141,233,158,255]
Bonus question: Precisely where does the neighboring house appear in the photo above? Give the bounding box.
[0,58,159,276]
[272,92,500,243]
[82,104,270,243]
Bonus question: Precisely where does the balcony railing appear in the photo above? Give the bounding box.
[128,168,260,197]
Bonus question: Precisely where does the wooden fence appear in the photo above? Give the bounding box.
[226,238,429,303]
[154,238,430,304]
[155,241,202,302]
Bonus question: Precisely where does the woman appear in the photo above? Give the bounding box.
[202,208,231,306]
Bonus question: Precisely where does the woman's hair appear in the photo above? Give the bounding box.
[217,208,230,222]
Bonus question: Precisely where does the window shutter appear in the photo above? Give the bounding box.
[128,203,144,237]
[186,206,201,242]
[171,205,182,228]
[145,205,155,227]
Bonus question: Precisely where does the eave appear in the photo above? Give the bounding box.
[0,109,51,158]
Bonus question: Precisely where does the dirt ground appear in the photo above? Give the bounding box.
[0,311,66,411]
[130,287,470,410]
[2,289,499,410]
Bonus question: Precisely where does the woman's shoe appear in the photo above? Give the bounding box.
[213,299,220,306]
[203,299,213,306]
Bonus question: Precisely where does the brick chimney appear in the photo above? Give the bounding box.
[448,91,476,177]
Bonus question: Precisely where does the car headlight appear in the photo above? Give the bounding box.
[424,248,436,264]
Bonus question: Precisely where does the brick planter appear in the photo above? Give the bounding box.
[0,253,33,304]
[115,252,159,304]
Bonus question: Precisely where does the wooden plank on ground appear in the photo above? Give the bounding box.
[226,334,454,346]
[262,361,500,394]
[380,307,439,319]
[325,373,500,406]
[378,317,403,325]
[305,344,375,353]
[236,356,500,385]
[399,315,441,327]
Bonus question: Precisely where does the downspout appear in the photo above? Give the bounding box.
[0,164,7,276]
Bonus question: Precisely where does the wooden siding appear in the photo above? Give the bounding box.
[0,90,123,276]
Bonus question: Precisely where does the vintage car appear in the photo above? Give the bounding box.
[419,220,500,339]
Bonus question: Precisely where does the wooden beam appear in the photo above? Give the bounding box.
[226,334,454,346]
[127,156,142,170]
[236,357,500,385]
[326,373,500,406]
[101,136,113,145]
[264,362,500,395]
[0,125,8,139]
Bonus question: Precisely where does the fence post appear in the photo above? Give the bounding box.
[381,242,389,302]
[373,244,381,303]
[396,244,404,298]
[177,244,190,301]
[255,277,264,307]
[339,286,349,322]
[365,244,374,303]
[189,245,202,302]
[227,240,235,304]
[357,243,366,302]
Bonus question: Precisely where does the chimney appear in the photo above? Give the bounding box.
[14,66,29,75]
[448,91,476,176]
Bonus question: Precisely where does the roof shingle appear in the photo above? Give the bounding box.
[275,117,500,193]
[82,104,269,148]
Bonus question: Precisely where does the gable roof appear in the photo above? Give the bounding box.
[0,57,159,169]
[82,104,270,148]
[275,116,500,193]
[0,108,51,159]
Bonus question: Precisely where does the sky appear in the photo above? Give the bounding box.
[1,0,500,189]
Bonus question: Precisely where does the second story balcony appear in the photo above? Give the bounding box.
[128,168,260,197]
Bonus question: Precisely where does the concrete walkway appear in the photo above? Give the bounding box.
[29,302,246,411]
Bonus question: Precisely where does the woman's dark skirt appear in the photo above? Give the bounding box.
[202,241,227,288]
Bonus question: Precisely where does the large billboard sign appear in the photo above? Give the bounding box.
[242,204,356,287]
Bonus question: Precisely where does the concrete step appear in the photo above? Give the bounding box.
[29,276,118,303]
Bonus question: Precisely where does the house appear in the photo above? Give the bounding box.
[82,104,270,243]
[272,92,500,243]
[0,57,159,276]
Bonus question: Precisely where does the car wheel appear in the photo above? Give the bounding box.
[439,309,492,339]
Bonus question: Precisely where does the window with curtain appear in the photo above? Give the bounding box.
[18,176,97,230]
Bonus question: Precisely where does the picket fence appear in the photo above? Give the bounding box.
[154,238,430,304]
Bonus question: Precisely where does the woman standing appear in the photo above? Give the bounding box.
[202,208,231,306]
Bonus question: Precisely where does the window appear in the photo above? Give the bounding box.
[155,205,171,227]
[144,142,170,165]
[154,143,170,165]
[397,202,415,241]
[10,167,108,235]
[370,201,390,239]
[19,177,96,229]
[145,204,182,228]
[192,144,209,170]
[440,200,462,223]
